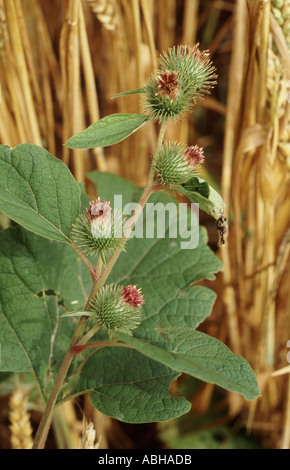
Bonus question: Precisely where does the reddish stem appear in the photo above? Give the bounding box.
[72,340,127,354]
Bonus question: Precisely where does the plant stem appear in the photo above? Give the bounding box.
[72,339,133,355]
[71,241,97,280]
[32,330,81,449]
[95,254,103,278]
[32,274,100,449]
[76,323,101,347]
[32,352,74,449]
[32,121,167,449]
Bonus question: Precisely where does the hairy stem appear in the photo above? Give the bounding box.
[32,318,84,449]
[72,339,133,355]
[76,323,100,347]
[71,241,97,280]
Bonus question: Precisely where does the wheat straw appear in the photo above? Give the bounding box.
[181,0,199,45]
[79,2,107,171]
[222,0,290,447]
[4,0,42,144]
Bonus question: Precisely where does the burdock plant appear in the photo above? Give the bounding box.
[0,44,260,449]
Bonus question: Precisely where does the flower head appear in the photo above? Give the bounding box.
[184,145,204,168]
[71,199,125,261]
[122,285,144,307]
[153,141,204,187]
[86,198,112,239]
[156,70,179,102]
[87,198,111,222]
[89,284,144,337]
[143,44,217,122]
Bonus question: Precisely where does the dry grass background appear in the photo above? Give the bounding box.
[0,0,289,450]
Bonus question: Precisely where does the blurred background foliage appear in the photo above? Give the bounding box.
[0,0,289,449]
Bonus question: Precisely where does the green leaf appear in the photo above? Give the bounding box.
[65,113,149,149]
[180,176,225,220]
[109,219,220,340]
[61,311,92,318]
[66,348,191,423]
[87,171,142,209]
[116,328,261,401]
[183,176,210,198]
[0,226,91,398]
[79,182,90,212]
[0,144,81,243]
[93,172,259,400]
[112,87,145,98]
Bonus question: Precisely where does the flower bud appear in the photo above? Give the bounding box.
[153,141,204,187]
[71,198,125,261]
[89,284,144,336]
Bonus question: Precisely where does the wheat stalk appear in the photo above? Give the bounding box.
[0,0,7,47]
[270,1,290,169]
[222,0,290,447]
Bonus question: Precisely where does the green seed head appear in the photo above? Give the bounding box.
[153,141,204,187]
[89,284,144,337]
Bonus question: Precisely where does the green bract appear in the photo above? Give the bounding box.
[143,74,191,122]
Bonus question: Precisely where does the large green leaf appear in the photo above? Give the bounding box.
[65,113,149,149]
[0,144,81,243]
[108,216,220,342]
[116,329,260,401]
[65,348,191,423]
